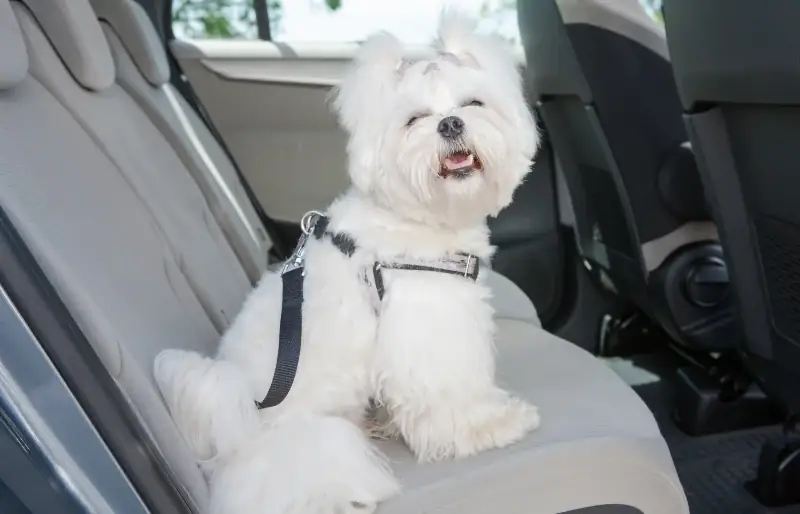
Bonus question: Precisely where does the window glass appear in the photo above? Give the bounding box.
[639,0,663,23]
[172,0,521,45]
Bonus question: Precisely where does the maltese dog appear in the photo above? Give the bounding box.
[155,10,540,514]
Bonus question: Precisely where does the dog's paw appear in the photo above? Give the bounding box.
[465,397,539,452]
[362,404,401,441]
[361,416,401,441]
[403,393,540,462]
[364,419,401,441]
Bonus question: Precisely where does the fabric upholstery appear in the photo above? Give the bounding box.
[90,0,170,86]
[101,22,270,282]
[0,0,27,89]
[16,3,252,333]
[19,0,115,90]
[0,60,212,509]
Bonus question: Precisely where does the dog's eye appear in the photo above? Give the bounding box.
[464,99,484,108]
[406,113,429,127]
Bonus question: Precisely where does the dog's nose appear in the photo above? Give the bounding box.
[437,116,465,139]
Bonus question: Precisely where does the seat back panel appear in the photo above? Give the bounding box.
[17,1,252,332]
[0,73,212,508]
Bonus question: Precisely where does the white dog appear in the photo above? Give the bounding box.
[155,11,541,514]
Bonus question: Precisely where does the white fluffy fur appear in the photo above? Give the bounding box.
[155,11,540,514]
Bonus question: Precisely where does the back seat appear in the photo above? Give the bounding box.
[90,0,271,284]
[15,0,251,334]
[1,0,688,512]
[88,0,543,326]
[1,0,214,507]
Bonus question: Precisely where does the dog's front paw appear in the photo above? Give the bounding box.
[464,396,540,453]
[364,419,402,441]
[402,393,540,462]
[362,406,402,441]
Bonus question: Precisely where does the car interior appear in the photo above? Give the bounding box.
[0,0,799,513]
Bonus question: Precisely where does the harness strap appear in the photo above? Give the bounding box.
[256,265,304,409]
[372,255,480,301]
[256,214,321,409]
[257,212,480,409]
[313,216,356,257]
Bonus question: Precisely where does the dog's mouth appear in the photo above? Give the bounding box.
[439,150,483,180]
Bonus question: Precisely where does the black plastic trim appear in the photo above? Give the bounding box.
[0,402,85,514]
[559,506,643,514]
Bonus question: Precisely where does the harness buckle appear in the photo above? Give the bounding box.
[281,211,323,276]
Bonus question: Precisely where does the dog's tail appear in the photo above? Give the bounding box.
[209,415,400,514]
[154,349,260,461]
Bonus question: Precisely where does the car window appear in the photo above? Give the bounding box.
[639,0,663,22]
[172,0,521,45]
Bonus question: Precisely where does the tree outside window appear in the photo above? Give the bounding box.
[172,0,520,43]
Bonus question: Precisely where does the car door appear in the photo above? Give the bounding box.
[160,0,574,328]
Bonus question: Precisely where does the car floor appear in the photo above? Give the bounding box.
[605,352,800,514]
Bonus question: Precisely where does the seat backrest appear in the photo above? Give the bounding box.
[663,0,800,411]
[89,0,271,284]
[2,0,216,506]
[518,0,716,292]
[16,0,252,333]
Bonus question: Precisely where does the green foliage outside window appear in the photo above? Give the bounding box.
[172,0,342,39]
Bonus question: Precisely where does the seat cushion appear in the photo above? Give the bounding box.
[377,319,687,514]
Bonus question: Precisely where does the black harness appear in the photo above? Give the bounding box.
[256,212,481,409]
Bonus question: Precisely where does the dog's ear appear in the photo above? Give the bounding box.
[434,10,481,68]
[354,31,407,76]
[434,9,521,83]
[328,31,406,194]
[329,31,405,134]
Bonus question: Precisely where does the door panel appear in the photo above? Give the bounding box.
[172,40,570,324]
[172,41,352,222]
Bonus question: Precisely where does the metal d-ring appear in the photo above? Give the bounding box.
[301,210,324,235]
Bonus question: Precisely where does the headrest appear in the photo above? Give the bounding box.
[20,0,115,90]
[557,0,669,60]
[91,0,170,87]
[0,0,28,89]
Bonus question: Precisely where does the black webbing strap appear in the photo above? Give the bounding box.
[256,266,304,408]
[256,215,355,409]
[312,217,356,257]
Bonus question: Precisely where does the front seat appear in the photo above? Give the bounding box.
[517,0,733,352]
[663,0,800,505]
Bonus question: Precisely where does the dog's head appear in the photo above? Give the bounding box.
[331,11,539,227]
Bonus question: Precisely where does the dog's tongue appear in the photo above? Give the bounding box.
[444,152,474,170]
